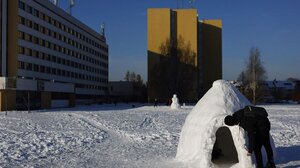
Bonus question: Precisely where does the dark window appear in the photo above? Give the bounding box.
[18,0,25,10]
[40,66,45,73]
[34,23,39,31]
[18,61,25,69]
[19,16,26,25]
[26,5,33,14]
[33,64,39,72]
[46,67,51,73]
[18,31,25,39]
[25,63,32,71]
[26,20,32,28]
[18,46,25,54]
[51,68,56,75]
[33,9,39,17]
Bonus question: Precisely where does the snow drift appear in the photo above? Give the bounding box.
[176,80,256,167]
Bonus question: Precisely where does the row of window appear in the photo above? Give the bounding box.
[18,45,108,76]
[17,76,107,91]
[18,31,108,69]
[18,61,108,84]
[18,16,108,61]
[18,0,107,50]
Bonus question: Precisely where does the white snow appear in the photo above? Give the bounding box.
[0,97,299,167]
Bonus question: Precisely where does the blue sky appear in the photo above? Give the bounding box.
[57,0,300,81]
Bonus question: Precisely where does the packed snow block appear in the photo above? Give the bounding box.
[176,80,260,168]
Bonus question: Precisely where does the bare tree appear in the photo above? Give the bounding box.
[238,47,267,104]
[124,70,130,81]
[155,36,197,102]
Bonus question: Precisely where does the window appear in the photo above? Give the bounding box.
[19,16,26,25]
[25,62,32,71]
[39,12,45,20]
[18,61,25,69]
[40,26,45,34]
[51,68,56,75]
[18,31,25,39]
[33,37,39,44]
[46,67,51,73]
[45,15,49,23]
[51,19,56,26]
[32,50,38,58]
[40,66,45,73]
[26,20,32,28]
[34,23,39,31]
[33,64,39,72]
[57,57,61,64]
[40,39,45,46]
[47,29,51,36]
[48,16,52,24]
[44,54,50,61]
[51,56,57,62]
[18,46,25,54]
[26,5,33,14]
[18,1,25,10]
[39,52,44,59]
[25,48,32,56]
[33,9,39,17]
[45,41,50,48]
[26,34,32,42]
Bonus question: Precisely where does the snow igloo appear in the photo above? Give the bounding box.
[176,80,273,168]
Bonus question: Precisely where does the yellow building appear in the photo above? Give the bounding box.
[147,8,222,102]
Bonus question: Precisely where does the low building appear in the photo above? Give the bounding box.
[262,80,296,103]
[108,81,146,103]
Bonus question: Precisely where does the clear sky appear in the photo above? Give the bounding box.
[57,0,300,82]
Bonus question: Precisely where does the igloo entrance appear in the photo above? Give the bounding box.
[212,127,239,166]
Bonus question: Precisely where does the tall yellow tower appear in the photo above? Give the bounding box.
[147,8,222,102]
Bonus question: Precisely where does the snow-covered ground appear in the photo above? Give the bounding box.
[0,104,299,168]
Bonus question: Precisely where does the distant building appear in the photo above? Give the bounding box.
[0,0,108,110]
[262,80,296,102]
[147,8,222,102]
[108,81,146,102]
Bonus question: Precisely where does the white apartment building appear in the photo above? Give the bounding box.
[0,0,108,110]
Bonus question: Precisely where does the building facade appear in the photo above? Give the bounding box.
[147,8,222,102]
[108,81,147,103]
[0,0,108,110]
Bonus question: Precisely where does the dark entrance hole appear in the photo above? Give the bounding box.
[212,127,239,166]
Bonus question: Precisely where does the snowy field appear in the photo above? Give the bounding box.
[0,104,299,168]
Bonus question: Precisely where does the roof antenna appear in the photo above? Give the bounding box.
[100,22,105,37]
[69,0,75,15]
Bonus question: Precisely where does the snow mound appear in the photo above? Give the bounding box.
[176,80,254,168]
